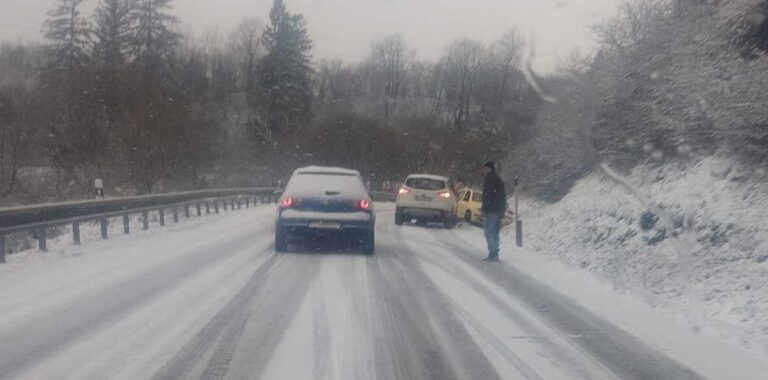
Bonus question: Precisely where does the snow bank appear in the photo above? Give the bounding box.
[520,156,768,354]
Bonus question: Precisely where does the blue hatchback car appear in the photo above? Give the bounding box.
[275,167,376,254]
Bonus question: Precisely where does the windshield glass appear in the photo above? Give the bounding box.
[1,1,766,379]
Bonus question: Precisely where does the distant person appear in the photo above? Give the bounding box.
[481,161,506,262]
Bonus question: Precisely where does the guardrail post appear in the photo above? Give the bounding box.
[205,202,210,215]
[246,196,250,208]
[214,201,219,214]
[37,228,47,251]
[223,199,228,212]
[123,215,130,234]
[142,211,149,230]
[237,198,242,209]
[159,209,165,226]
[0,235,6,263]
[173,208,179,223]
[101,217,109,239]
[184,205,190,218]
[73,222,81,244]
[196,203,202,216]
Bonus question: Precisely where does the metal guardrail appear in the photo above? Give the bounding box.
[0,188,277,229]
[0,188,399,263]
[0,188,279,263]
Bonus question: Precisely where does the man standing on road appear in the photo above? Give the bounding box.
[481,161,506,262]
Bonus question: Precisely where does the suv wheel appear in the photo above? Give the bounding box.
[275,226,288,253]
[395,207,405,225]
[444,215,457,229]
[362,229,375,255]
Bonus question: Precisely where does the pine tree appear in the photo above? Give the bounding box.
[127,0,182,193]
[94,0,135,67]
[93,0,135,124]
[43,0,91,75]
[254,0,313,141]
[133,0,180,77]
[42,0,102,185]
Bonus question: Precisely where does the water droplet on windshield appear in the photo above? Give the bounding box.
[677,144,692,156]
[643,143,655,153]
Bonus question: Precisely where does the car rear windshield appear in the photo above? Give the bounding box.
[286,173,367,198]
[472,192,482,202]
[406,178,446,190]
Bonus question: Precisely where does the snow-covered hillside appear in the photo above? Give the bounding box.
[520,156,768,355]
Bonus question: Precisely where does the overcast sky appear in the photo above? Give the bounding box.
[0,0,620,72]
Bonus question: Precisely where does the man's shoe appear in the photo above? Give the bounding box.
[482,256,499,262]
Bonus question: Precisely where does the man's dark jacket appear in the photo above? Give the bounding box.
[482,171,507,213]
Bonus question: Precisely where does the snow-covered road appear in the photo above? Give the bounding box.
[0,204,762,379]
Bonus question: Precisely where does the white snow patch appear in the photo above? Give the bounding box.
[518,157,768,355]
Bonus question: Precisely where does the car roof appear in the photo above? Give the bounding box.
[294,166,360,176]
[405,174,449,181]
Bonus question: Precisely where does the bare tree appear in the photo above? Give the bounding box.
[365,35,414,125]
[438,39,487,130]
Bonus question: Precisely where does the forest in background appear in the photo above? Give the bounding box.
[0,0,539,205]
[0,0,767,206]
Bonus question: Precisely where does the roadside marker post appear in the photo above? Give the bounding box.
[514,177,523,247]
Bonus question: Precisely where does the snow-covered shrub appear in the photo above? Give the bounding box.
[592,0,768,167]
[523,157,768,352]
[504,77,595,203]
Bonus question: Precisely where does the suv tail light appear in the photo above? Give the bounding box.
[280,197,295,208]
[398,187,410,195]
[438,190,452,199]
[359,199,371,210]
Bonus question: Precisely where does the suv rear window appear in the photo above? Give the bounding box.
[472,192,482,202]
[406,178,446,190]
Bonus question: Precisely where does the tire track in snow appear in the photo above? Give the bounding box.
[152,253,323,380]
[0,225,269,380]
[433,227,704,380]
[311,282,334,380]
[399,232,614,380]
[390,225,545,380]
[363,216,501,380]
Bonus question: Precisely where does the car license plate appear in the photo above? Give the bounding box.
[309,221,341,229]
[415,195,433,202]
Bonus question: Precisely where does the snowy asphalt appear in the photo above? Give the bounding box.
[0,204,703,380]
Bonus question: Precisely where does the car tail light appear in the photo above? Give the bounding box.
[359,199,371,210]
[398,187,410,195]
[280,197,295,208]
[438,190,452,199]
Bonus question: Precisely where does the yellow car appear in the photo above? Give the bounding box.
[456,188,515,226]
[456,188,483,224]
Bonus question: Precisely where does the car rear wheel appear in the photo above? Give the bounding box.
[395,207,405,225]
[275,226,288,253]
[361,229,375,255]
[444,212,457,229]
[464,210,472,223]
